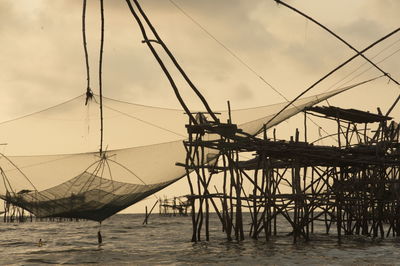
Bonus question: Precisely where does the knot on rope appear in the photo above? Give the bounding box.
[85,87,94,105]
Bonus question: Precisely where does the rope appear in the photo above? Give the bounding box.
[103,104,186,138]
[0,95,84,126]
[99,0,105,155]
[60,157,101,198]
[104,157,115,194]
[376,47,400,116]
[324,38,400,93]
[108,158,148,186]
[168,0,289,102]
[82,0,92,105]
[167,0,337,142]
[0,153,37,191]
[275,0,400,86]
[253,76,383,137]
[260,27,400,135]
[275,0,400,118]
[327,46,400,94]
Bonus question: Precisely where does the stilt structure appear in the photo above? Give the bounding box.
[2,198,32,223]
[181,106,400,242]
[159,196,190,216]
[2,197,84,223]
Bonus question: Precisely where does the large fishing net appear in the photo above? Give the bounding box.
[0,83,364,221]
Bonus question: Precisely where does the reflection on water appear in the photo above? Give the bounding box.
[1,213,400,265]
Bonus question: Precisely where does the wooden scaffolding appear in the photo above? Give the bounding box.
[181,106,400,242]
[159,196,191,216]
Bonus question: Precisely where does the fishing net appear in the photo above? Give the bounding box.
[0,83,364,221]
[1,171,170,221]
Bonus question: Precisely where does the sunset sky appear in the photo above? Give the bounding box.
[0,0,399,212]
[1,0,399,118]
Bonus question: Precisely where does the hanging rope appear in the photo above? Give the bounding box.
[99,0,105,155]
[82,0,105,155]
[82,0,93,105]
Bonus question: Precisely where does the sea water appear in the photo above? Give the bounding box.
[1,213,400,265]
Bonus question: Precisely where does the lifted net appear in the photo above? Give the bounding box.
[0,84,363,221]
[1,170,170,222]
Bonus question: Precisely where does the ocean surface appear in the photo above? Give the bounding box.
[1,213,400,265]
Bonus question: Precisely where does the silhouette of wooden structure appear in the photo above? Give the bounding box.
[2,202,82,223]
[2,196,32,223]
[2,191,83,223]
[159,196,190,216]
[181,107,400,242]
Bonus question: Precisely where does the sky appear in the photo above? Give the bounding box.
[0,0,399,117]
[0,0,399,213]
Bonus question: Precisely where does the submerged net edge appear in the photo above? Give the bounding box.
[1,176,182,222]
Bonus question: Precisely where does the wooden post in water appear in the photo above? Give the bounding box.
[144,206,148,224]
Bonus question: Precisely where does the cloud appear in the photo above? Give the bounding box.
[337,18,387,49]
[0,0,399,118]
[232,83,254,101]
[366,0,400,27]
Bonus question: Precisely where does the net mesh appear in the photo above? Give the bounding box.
[0,84,361,221]
[1,171,171,221]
